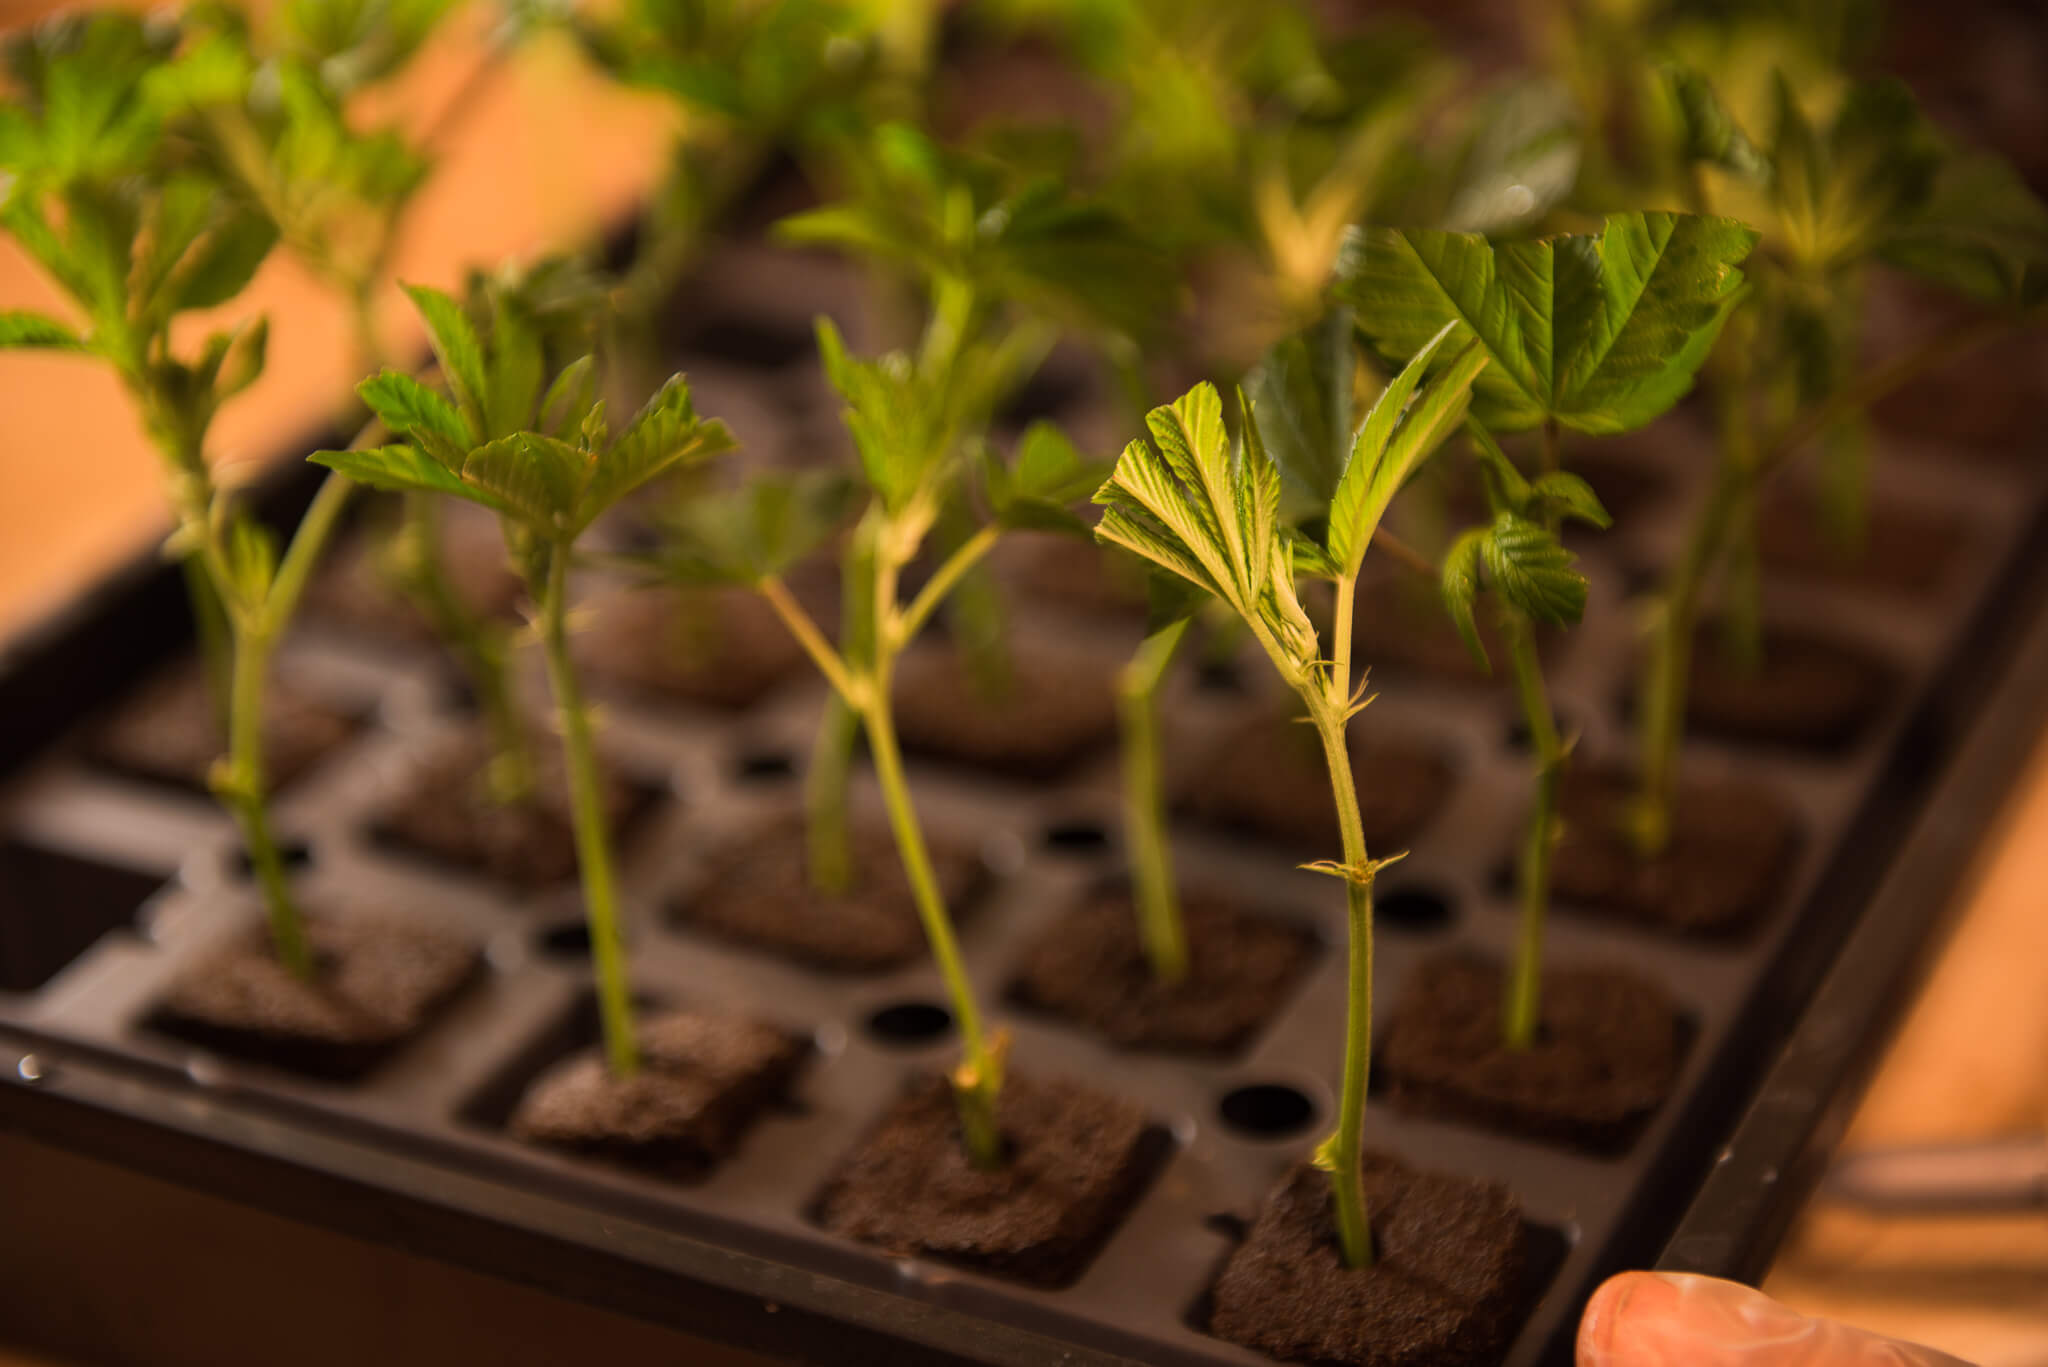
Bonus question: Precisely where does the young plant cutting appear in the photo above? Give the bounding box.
[1,14,347,974]
[1093,324,1495,1354]
[11,1,2048,1364]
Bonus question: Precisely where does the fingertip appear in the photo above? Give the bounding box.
[1578,1271,1660,1367]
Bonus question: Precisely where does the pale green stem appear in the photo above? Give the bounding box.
[867,549,1001,1167]
[266,467,359,632]
[1310,699,1375,1269]
[183,555,233,734]
[1502,614,1562,1050]
[538,543,639,1078]
[896,525,1002,648]
[1118,619,1190,983]
[395,493,536,805]
[218,619,312,979]
[805,693,860,894]
[1632,311,2019,852]
[1632,454,1742,857]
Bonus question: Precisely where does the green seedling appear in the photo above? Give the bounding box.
[1440,429,1609,1049]
[1095,327,1487,1267]
[773,121,1170,895]
[156,1,560,813]
[663,316,1104,1168]
[312,283,734,1076]
[1344,211,1758,1032]
[1618,60,2048,855]
[153,2,444,371]
[0,12,363,978]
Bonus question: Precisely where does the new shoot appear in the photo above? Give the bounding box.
[0,12,364,977]
[313,284,734,1076]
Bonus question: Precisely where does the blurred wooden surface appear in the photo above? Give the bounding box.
[1764,727,2048,1366]
[2,3,2046,1366]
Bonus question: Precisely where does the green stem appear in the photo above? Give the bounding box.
[538,543,639,1078]
[1310,702,1375,1270]
[1540,416,1562,478]
[1118,619,1190,983]
[1633,455,1742,857]
[183,555,234,734]
[896,525,1001,649]
[395,493,536,804]
[1502,614,1561,1051]
[266,467,358,633]
[860,681,1001,1167]
[869,541,1001,1168]
[218,619,312,979]
[805,692,860,894]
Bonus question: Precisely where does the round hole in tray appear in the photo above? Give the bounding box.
[865,1001,953,1046]
[735,748,795,782]
[535,921,591,959]
[1042,818,1110,856]
[229,839,312,880]
[1378,885,1455,934]
[1218,1083,1316,1139]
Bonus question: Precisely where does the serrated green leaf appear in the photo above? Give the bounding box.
[537,353,598,438]
[402,282,489,435]
[1479,512,1586,626]
[1339,212,1758,436]
[1525,471,1612,530]
[1439,527,1489,670]
[463,431,589,532]
[1247,304,1355,512]
[579,375,736,528]
[1094,382,1319,678]
[1881,150,2048,306]
[0,309,84,350]
[358,370,471,447]
[163,206,277,314]
[986,420,1106,536]
[309,442,484,505]
[1327,333,1486,575]
[483,300,546,439]
[1663,64,1768,183]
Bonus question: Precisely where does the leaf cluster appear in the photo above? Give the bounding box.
[0,14,278,426]
[779,122,1175,342]
[1340,211,1759,437]
[151,6,435,297]
[312,282,733,542]
[567,0,874,136]
[1439,430,1612,670]
[1665,63,2048,308]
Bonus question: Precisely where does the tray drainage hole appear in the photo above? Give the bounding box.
[735,749,795,782]
[865,1001,952,1047]
[230,839,312,880]
[536,922,591,959]
[1042,819,1110,856]
[1379,885,1455,934]
[1219,1083,1315,1139]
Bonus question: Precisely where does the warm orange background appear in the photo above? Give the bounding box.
[0,3,2044,1363]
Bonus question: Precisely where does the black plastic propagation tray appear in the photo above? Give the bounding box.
[3,325,2047,1367]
